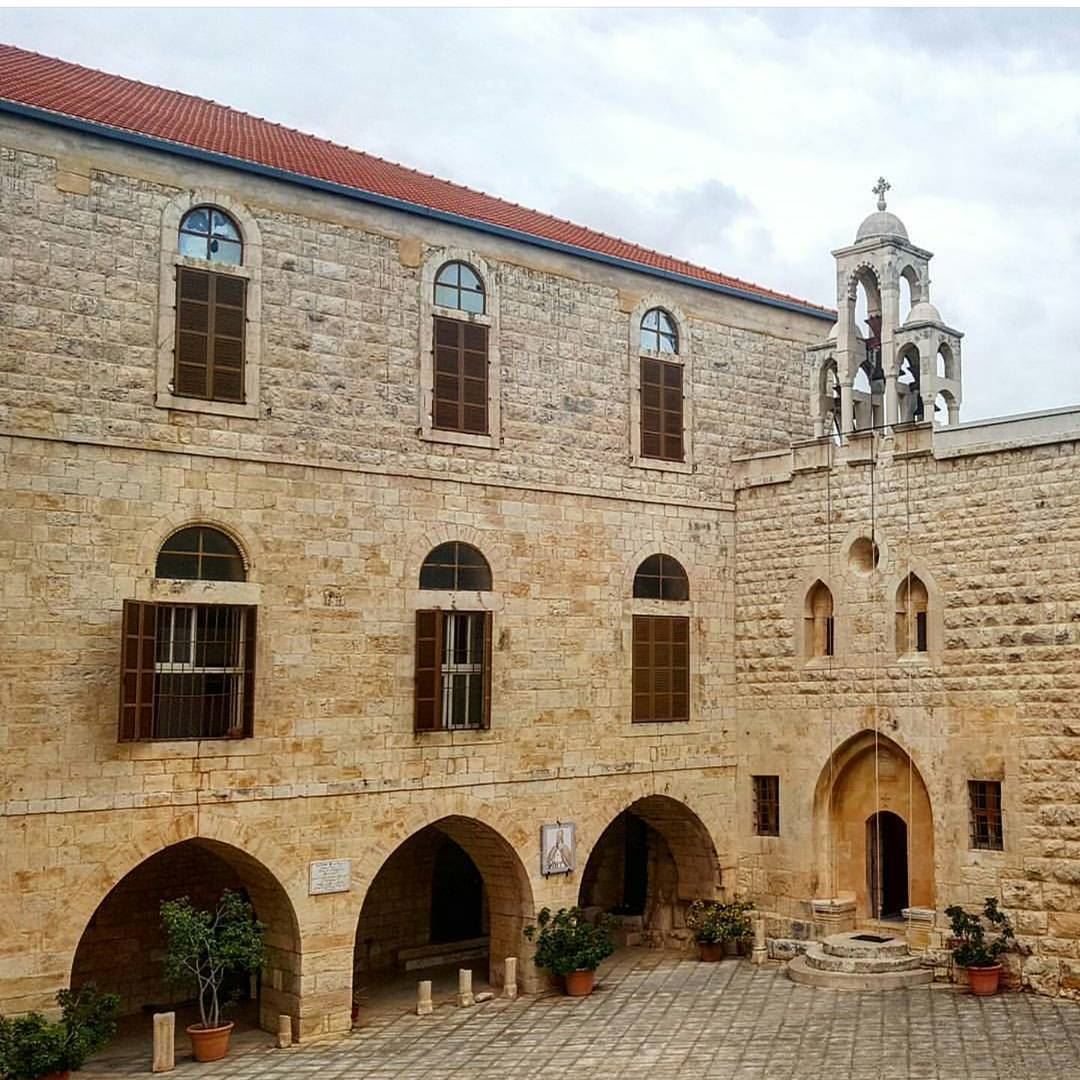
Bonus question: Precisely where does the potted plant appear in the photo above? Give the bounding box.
[944,896,1014,996]
[686,899,754,962]
[160,890,264,1062]
[0,985,119,1080]
[524,906,616,997]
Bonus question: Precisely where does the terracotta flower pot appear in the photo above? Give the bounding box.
[697,941,725,963]
[186,1020,234,1062]
[966,964,1002,996]
[563,969,595,996]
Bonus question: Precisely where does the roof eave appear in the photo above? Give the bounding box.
[0,97,834,322]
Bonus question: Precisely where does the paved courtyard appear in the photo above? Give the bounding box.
[88,949,1080,1079]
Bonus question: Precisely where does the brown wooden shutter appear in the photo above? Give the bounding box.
[481,610,493,730]
[241,605,257,736]
[414,610,443,732]
[632,615,690,723]
[119,600,157,741]
[175,268,246,403]
[432,316,488,434]
[640,357,684,462]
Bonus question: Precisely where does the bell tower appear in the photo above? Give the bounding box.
[809,179,963,437]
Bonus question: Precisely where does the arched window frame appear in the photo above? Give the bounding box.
[628,297,693,474]
[411,535,500,734]
[418,248,501,450]
[156,191,262,419]
[804,580,835,659]
[791,571,844,664]
[626,549,693,724]
[889,566,942,661]
[155,525,247,582]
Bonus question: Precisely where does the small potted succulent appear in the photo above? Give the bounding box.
[524,906,616,997]
[944,897,1014,996]
[0,985,119,1080]
[160,890,265,1062]
[686,899,754,962]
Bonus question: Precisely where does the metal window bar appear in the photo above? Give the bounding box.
[154,604,247,739]
[754,776,780,836]
[440,612,485,730]
[969,780,1003,850]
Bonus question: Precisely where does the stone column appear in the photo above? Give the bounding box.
[503,956,518,999]
[152,1012,174,1073]
[458,968,474,1007]
[416,980,433,1017]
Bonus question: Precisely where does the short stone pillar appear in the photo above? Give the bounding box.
[276,1014,292,1049]
[902,907,936,951]
[503,956,518,999]
[416,980,433,1016]
[151,1012,174,1073]
[810,897,857,934]
[751,917,768,966]
[458,968,474,1007]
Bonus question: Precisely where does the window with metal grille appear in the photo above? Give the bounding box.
[432,316,489,434]
[753,775,780,836]
[174,267,247,403]
[633,554,689,601]
[640,356,684,462]
[631,615,689,723]
[419,542,492,591]
[119,601,255,741]
[156,526,245,581]
[414,610,492,732]
[969,780,1003,850]
[640,308,678,354]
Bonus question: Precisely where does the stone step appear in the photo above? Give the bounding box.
[821,931,910,960]
[803,943,926,974]
[787,953,933,991]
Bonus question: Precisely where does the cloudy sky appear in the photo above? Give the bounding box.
[4,7,1080,421]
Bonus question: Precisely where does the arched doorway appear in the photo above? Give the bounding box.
[70,839,300,1035]
[578,795,718,947]
[352,816,534,1007]
[813,731,933,920]
[866,811,908,919]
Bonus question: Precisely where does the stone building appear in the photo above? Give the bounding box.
[1,42,1078,1038]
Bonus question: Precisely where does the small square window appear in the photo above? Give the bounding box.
[969,780,1003,850]
[753,775,780,836]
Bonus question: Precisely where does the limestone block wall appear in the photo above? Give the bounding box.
[733,429,1080,997]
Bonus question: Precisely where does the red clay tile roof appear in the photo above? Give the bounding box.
[0,43,831,316]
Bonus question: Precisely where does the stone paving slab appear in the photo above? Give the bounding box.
[90,949,1080,1079]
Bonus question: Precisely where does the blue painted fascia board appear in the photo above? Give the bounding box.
[0,98,835,322]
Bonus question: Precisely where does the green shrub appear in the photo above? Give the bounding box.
[160,890,264,1031]
[685,899,754,945]
[0,985,119,1080]
[524,907,616,977]
[945,897,1014,969]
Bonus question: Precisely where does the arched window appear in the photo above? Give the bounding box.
[633,554,689,601]
[434,261,485,314]
[640,308,678,354]
[419,542,492,591]
[178,207,243,265]
[156,526,245,581]
[896,573,929,654]
[415,542,493,733]
[804,581,835,658]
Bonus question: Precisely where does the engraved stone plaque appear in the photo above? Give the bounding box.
[308,858,351,895]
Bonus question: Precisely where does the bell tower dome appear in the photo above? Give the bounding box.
[808,179,963,437]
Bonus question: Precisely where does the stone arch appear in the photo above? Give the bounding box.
[403,524,508,594]
[620,541,698,598]
[351,813,536,1002]
[812,730,934,920]
[577,794,719,949]
[69,835,301,1036]
[898,263,925,307]
[628,294,691,360]
[136,511,260,578]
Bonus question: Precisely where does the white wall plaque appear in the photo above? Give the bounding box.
[308,858,351,895]
[540,822,576,876]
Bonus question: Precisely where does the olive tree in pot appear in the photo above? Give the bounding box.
[524,907,616,997]
[686,900,754,962]
[944,897,1014,996]
[160,890,264,1062]
[0,985,119,1080]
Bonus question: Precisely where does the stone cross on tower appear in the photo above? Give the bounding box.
[872,176,891,212]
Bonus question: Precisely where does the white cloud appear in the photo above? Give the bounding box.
[4,7,1080,420]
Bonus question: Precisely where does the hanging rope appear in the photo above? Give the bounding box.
[870,437,883,921]
[905,442,915,931]
[826,434,837,899]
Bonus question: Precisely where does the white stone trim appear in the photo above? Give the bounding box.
[155,190,263,419]
[628,296,693,474]
[417,247,501,449]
